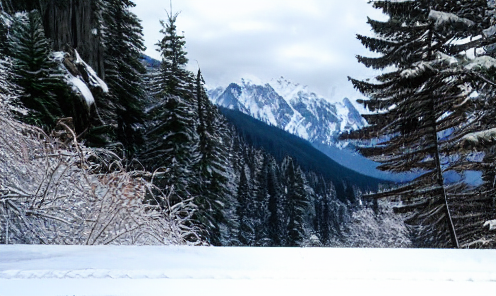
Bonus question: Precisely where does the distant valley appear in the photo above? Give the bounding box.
[207,77,415,182]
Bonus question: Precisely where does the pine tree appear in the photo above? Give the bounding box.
[266,156,285,246]
[445,1,496,248]
[344,0,492,248]
[282,156,310,246]
[236,167,255,245]
[252,154,270,245]
[140,9,206,243]
[190,69,238,246]
[101,0,147,157]
[8,10,67,128]
[156,9,189,97]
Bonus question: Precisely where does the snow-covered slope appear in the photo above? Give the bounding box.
[1,245,495,296]
[208,77,366,147]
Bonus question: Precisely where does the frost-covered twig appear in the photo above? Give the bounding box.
[0,115,202,245]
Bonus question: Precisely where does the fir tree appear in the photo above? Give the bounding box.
[266,156,285,246]
[101,0,147,157]
[156,9,189,97]
[282,157,310,246]
[190,68,238,246]
[8,10,67,128]
[236,168,255,245]
[140,9,204,242]
[344,0,493,248]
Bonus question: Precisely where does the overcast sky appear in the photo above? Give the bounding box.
[132,0,386,103]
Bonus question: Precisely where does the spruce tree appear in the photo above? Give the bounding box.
[190,68,238,245]
[344,0,492,248]
[8,10,66,128]
[156,9,189,97]
[236,168,255,245]
[252,154,270,245]
[101,0,147,157]
[140,9,203,241]
[266,156,284,246]
[282,157,310,246]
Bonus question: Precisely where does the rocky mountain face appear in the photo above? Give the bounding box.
[207,77,367,147]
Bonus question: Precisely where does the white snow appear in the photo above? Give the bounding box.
[0,245,495,296]
[465,56,496,70]
[484,24,496,37]
[336,100,350,131]
[400,62,433,78]
[484,220,496,231]
[74,50,109,93]
[57,50,108,108]
[69,76,95,106]
[437,52,459,66]
[462,128,496,146]
[51,51,66,61]
[428,10,475,28]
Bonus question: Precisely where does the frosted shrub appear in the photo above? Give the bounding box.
[0,116,201,245]
[342,200,412,248]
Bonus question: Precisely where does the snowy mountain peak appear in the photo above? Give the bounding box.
[207,77,366,146]
[239,76,264,86]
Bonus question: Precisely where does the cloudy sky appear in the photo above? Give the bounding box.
[132,0,386,103]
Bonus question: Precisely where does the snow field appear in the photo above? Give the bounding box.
[0,245,495,296]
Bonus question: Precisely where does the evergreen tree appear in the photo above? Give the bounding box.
[156,9,189,97]
[0,12,10,56]
[0,13,21,115]
[140,9,209,242]
[282,156,310,246]
[101,0,147,157]
[252,154,270,245]
[266,156,285,246]
[344,0,492,248]
[236,167,255,245]
[445,1,496,248]
[191,69,238,246]
[8,10,67,128]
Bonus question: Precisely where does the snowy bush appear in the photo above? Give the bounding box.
[342,200,412,248]
[0,115,202,245]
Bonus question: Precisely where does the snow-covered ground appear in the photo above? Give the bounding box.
[1,245,495,296]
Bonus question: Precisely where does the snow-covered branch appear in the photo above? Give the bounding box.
[428,10,475,29]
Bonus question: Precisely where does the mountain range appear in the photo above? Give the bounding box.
[208,77,418,182]
[207,77,366,147]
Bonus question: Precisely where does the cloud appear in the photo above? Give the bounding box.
[132,0,386,102]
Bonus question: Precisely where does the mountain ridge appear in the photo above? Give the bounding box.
[207,76,367,147]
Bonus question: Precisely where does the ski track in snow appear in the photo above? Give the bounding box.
[0,245,496,296]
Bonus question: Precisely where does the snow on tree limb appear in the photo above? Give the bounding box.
[460,128,496,148]
[68,76,95,107]
[484,220,496,231]
[464,56,496,70]
[428,10,475,28]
